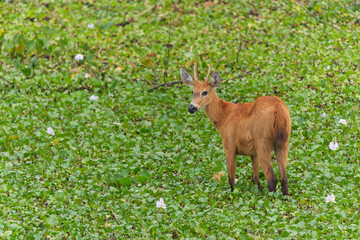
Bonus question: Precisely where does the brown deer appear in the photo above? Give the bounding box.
[180,63,291,195]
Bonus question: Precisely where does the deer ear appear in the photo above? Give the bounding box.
[180,68,194,87]
[209,71,222,89]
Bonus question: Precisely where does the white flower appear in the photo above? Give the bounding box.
[156,198,166,210]
[235,178,238,184]
[74,54,84,61]
[329,142,338,150]
[47,127,55,136]
[339,119,347,125]
[322,113,327,118]
[325,193,336,203]
[87,23,95,29]
[89,95,98,101]
[327,65,331,70]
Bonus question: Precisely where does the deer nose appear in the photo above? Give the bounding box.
[188,104,197,114]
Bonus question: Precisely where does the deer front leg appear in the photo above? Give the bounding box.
[225,149,236,192]
[251,156,260,189]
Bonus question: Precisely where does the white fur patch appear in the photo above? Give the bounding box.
[190,101,200,109]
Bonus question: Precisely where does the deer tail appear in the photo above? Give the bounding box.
[274,107,290,144]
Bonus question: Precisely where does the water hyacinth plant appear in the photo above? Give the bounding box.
[46,127,55,136]
[0,0,359,239]
[89,95,98,101]
[338,119,347,125]
[329,142,339,150]
[325,194,336,203]
[74,54,84,61]
[156,198,166,210]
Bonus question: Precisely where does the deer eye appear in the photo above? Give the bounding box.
[201,91,208,96]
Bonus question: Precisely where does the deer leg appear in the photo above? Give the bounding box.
[256,143,277,193]
[275,143,289,195]
[251,156,260,189]
[225,149,236,192]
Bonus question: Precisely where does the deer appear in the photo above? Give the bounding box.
[180,63,291,195]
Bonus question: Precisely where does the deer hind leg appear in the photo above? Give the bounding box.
[275,143,289,195]
[251,156,260,189]
[255,143,277,193]
[225,149,236,192]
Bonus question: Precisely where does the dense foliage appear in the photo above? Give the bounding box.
[0,0,359,238]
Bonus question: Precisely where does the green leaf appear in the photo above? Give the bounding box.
[46,215,59,226]
[25,39,36,51]
[86,53,94,62]
[120,169,129,178]
[140,169,150,178]
[184,51,195,59]
[133,167,141,175]
[119,177,132,186]
[81,42,90,51]
[21,68,32,77]
[102,21,113,30]
[351,105,359,111]
[36,38,44,51]
[59,150,67,159]
[199,197,208,203]
[143,121,151,127]
[136,175,147,185]
[13,59,21,70]
[42,26,53,36]
[90,211,98,218]
[29,57,38,68]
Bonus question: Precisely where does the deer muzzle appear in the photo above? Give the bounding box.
[188,104,197,114]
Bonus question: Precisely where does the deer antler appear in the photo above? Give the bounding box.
[205,63,212,82]
[193,62,198,80]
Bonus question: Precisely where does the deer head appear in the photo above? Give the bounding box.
[180,63,222,114]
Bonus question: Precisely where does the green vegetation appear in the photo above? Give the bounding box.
[0,0,359,238]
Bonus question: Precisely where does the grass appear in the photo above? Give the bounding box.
[0,0,359,238]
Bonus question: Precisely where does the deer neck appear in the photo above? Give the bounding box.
[204,94,228,129]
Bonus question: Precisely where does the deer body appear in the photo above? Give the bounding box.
[180,64,291,195]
